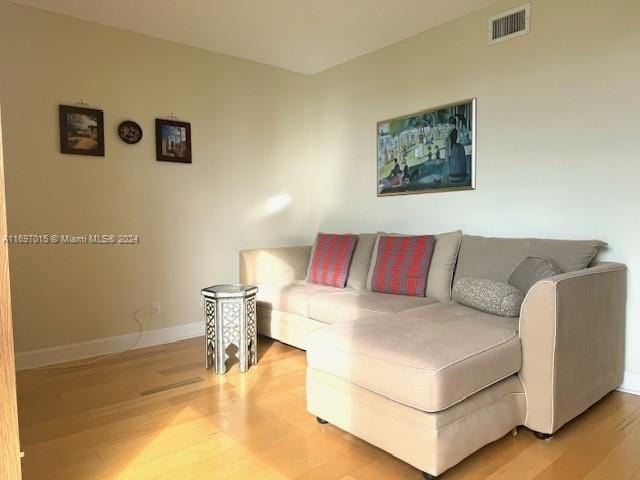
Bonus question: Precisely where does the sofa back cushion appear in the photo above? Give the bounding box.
[346,233,377,290]
[454,235,606,284]
[368,235,436,297]
[426,230,463,301]
[307,233,358,288]
[365,231,461,301]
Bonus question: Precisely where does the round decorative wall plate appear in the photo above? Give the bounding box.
[118,121,143,144]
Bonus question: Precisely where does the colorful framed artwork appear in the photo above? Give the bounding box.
[377,98,476,196]
[155,119,191,163]
[59,105,105,156]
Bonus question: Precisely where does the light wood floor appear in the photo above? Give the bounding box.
[16,337,640,480]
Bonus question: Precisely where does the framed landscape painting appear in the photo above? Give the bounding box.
[377,98,475,196]
[59,105,105,156]
[155,119,192,163]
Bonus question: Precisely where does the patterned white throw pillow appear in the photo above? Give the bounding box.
[453,277,524,317]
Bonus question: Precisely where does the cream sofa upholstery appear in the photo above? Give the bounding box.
[306,304,521,412]
[307,370,526,476]
[239,235,626,478]
[309,289,438,323]
[240,245,321,349]
[256,281,341,317]
[519,262,626,434]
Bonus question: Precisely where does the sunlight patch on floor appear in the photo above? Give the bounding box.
[111,406,275,480]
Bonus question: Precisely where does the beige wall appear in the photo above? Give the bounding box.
[0,0,313,352]
[310,0,640,374]
[1,0,638,381]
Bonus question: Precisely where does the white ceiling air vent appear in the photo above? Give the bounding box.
[488,4,530,45]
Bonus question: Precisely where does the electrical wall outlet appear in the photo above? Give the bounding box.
[151,302,161,316]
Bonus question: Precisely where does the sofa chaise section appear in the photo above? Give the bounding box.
[307,370,525,477]
[306,302,521,412]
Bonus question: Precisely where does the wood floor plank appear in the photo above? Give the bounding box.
[139,376,204,396]
[16,336,640,480]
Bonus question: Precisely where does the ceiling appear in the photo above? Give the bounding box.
[13,0,502,74]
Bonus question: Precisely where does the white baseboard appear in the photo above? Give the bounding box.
[15,321,202,370]
[619,371,640,396]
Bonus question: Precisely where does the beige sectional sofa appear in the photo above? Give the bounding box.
[239,234,626,478]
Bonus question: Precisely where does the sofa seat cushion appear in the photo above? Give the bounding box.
[308,290,438,324]
[257,281,347,317]
[306,302,521,412]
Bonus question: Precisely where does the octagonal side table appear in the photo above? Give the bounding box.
[201,284,258,374]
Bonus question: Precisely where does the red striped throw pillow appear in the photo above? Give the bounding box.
[308,233,358,288]
[370,235,436,296]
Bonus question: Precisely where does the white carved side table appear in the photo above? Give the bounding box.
[201,284,258,374]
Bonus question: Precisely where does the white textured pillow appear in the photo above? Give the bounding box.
[453,277,524,317]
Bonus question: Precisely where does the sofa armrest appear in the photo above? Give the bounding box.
[519,262,626,434]
[239,245,312,285]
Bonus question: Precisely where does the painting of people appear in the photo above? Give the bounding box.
[377,99,475,196]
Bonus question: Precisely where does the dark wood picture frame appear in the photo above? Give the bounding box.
[155,119,192,163]
[59,105,105,156]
